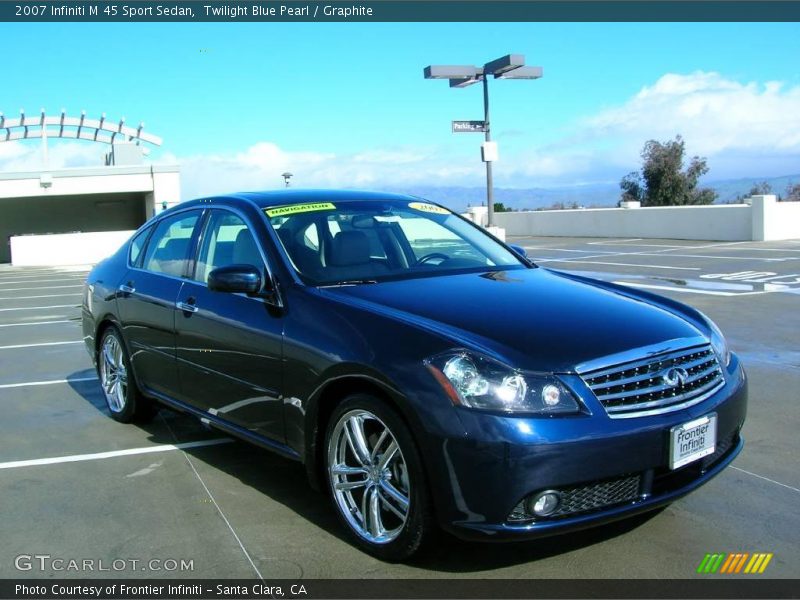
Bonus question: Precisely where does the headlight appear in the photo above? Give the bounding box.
[704,315,731,367]
[425,351,581,415]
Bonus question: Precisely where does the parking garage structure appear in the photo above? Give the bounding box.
[0,109,180,265]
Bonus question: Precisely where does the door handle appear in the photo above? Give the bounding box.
[176,299,198,313]
[118,283,135,294]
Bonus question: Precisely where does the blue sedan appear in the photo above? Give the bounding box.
[82,190,747,560]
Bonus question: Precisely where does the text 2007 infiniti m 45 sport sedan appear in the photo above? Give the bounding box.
[82,190,747,560]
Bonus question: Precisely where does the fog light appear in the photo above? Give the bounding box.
[528,490,561,517]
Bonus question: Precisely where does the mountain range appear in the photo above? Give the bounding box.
[389,173,800,212]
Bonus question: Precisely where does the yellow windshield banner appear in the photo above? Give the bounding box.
[408,201,450,215]
[265,202,336,218]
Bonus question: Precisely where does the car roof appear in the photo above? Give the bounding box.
[185,189,421,210]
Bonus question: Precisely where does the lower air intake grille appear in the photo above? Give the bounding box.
[552,475,642,517]
[509,475,642,522]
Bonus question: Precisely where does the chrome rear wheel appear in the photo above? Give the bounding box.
[96,326,156,423]
[99,333,128,413]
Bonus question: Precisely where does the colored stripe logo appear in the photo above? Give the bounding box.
[697,553,773,574]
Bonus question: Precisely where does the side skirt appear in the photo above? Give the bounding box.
[145,389,302,462]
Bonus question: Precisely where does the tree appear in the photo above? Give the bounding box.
[493,202,510,213]
[620,135,717,206]
[748,181,773,196]
[786,183,800,202]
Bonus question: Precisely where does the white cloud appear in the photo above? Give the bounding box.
[2,71,798,194]
[492,71,800,185]
[579,71,800,166]
[0,140,104,172]
[168,142,484,199]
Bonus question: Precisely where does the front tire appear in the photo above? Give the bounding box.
[325,394,433,561]
[97,326,156,423]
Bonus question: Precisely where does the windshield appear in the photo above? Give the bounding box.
[264,199,527,286]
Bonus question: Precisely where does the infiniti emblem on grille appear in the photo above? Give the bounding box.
[662,367,689,388]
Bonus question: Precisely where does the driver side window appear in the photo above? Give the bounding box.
[194,211,263,284]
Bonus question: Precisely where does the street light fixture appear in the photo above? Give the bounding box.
[282,172,293,187]
[424,54,543,228]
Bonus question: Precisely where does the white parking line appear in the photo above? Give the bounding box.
[159,413,263,580]
[732,466,800,495]
[587,238,645,245]
[0,293,82,301]
[542,260,700,271]
[0,271,87,278]
[642,252,791,262]
[0,439,234,470]
[0,304,78,312]
[615,281,765,297]
[0,376,98,389]
[0,341,83,350]
[530,241,795,265]
[589,241,686,248]
[0,320,75,328]
[0,285,83,292]
[709,247,800,253]
[524,247,618,255]
[0,278,86,285]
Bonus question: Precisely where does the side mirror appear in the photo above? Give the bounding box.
[509,244,528,259]
[208,264,265,295]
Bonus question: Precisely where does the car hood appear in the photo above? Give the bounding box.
[320,268,704,372]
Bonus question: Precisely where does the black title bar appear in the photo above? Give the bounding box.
[3,579,800,599]
[3,1,800,22]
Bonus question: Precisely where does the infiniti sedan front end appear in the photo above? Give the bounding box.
[423,339,746,539]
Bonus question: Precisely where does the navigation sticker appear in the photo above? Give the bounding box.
[265,202,336,218]
[408,202,450,215]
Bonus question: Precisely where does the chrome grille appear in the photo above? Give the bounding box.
[581,343,724,418]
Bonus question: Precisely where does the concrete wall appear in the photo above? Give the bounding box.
[494,195,799,242]
[10,230,134,266]
[751,195,800,241]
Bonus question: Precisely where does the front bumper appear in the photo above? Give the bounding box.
[424,353,747,541]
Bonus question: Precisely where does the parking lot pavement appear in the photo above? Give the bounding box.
[0,246,798,579]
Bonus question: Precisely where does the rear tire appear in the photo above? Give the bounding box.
[325,394,433,561]
[97,326,157,423]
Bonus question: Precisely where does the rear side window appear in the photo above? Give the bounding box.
[129,225,153,267]
[141,211,201,277]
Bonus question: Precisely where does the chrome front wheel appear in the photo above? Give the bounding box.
[325,395,432,560]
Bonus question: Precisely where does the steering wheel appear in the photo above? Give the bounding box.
[416,252,450,266]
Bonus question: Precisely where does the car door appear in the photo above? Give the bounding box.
[175,208,285,443]
[116,209,202,399]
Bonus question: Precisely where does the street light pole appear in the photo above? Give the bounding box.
[482,75,494,226]
[423,55,542,231]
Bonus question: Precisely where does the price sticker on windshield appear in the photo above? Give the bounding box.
[408,202,450,215]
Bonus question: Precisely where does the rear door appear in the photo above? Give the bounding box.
[175,208,285,443]
[116,209,202,399]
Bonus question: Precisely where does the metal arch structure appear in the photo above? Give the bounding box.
[0,109,162,147]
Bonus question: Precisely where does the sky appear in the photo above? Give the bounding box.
[1,21,800,198]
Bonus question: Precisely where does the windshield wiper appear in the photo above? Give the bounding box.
[318,279,378,288]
